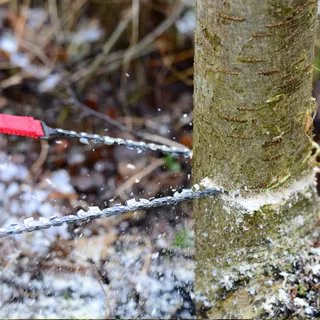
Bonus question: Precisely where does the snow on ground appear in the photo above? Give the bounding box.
[0,137,195,319]
[0,243,194,319]
[1,137,320,319]
[261,238,320,319]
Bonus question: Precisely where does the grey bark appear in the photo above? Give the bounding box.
[192,0,320,318]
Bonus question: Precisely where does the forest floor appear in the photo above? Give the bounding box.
[0,1,196,318]
[0,1,319,319]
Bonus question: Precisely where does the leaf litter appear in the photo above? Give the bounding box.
[0,1,319,318]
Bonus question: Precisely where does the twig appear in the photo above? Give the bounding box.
[77,2,185,80]
[148,48,194,67]
[73,9,133,84]
[140,237,152,275]
[126,0,140,65]
[95,45,155,76]
[88,259,112,319]
[174,111,193,130]
[113,2,185,66]
[160,48,193,86]
[120,0,141,129]
[40,260,89,274]
[0,274,80,297]
[19,38,52,68]
[29,0,87,63]
[164,66,194,85]
[47,0,86,45]
[141,132,189,149]
[64,87,130,133]
[0,74,23,89]
[15,0,30,48]
[63,87,187,148]
[48,0,65,45]
[113,158,165,199]
[157,247,194,259]
[30,139,49,174]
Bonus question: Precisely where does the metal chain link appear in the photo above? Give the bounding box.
[0,186,223,238]
[0,121,203,239]
[53,128,192,158]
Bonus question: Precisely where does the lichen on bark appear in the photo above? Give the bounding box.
[192,0,320,318]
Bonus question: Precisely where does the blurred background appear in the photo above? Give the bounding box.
[0,0,319,318]
[0,1,196,318]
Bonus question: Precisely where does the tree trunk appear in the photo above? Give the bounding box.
[192,0,319,318]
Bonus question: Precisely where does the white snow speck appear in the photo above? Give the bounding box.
[220,275,234,291]
[175,10,195,35]
[127,164,136,170]
[276,289,290,304]
[5,183,20,197]
[0,33,18,53]
[294,297,309,308]
[38,74,61,92]
[49,170,74,193]
[0,163,28,182]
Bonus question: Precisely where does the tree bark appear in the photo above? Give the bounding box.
[193,0,319,318]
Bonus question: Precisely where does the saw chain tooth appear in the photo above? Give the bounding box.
[0,184,223,238]
[51,127,191,158]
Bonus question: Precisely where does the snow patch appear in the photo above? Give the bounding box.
[305,264,320,275]
[200,177,225,192]
[277,289,290,304]
[294,297,309,307]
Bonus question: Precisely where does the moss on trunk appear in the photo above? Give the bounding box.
[193,0,320,318]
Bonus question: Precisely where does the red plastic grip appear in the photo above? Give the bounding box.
[0,114,44,139]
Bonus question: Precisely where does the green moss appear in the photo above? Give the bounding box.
[298,285,308,297]
[164,154,181,173]
[173,229,194,248]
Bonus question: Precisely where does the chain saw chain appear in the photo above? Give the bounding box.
[0,114,220,238]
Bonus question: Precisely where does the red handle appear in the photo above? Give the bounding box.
[0,114,44,139]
